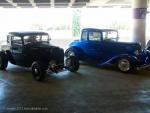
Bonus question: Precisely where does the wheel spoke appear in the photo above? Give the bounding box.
[68,51,75,56]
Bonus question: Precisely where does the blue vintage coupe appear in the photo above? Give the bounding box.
[65,28,150,72]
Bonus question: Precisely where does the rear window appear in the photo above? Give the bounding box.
[103,31,118,42]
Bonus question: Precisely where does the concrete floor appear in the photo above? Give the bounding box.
[0,63,150,113]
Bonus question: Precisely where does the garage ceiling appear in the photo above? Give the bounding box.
[0,0,148,8]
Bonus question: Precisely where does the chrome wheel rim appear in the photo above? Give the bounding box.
[34,68,39,75]
[65,58,71,67]
[68,51,75,56]
[33,67,41,80]
[118,59,130,72]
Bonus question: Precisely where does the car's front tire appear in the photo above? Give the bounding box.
[0,51,8,70]
[117,58,132,72]
[31,62,46,81]
[65,56,79,72]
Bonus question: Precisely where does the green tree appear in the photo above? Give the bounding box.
[72,9,81,37]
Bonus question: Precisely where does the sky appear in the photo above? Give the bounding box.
[0,8,149,41]
[0,8,72,40]
[0,8,72,30]
[81,8,132,28]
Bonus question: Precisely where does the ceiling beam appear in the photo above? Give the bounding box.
[28,0,36,7]
[5,0,17,7]
[87,0,111,6]
[69,0,75,7]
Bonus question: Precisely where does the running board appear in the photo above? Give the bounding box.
[136,64,150,70]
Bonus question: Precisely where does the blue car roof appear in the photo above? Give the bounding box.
[82,28,118,32]
[8,31,48,36]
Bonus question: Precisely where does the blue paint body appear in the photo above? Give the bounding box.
[65,28,150,68]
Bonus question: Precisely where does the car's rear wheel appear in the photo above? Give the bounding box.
[0,52,8,70]
[32,62,46,81]
[65,56,79,72]
[117,58,131,72]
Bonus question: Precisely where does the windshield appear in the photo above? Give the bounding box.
[103,31,118,42]
[24,34,49,45]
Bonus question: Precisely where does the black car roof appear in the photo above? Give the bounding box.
[8,31,49,36]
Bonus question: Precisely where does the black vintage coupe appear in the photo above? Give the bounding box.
[0,31,79,81]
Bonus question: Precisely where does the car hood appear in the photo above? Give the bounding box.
[26,42,61,50]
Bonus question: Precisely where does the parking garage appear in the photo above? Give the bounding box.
[0,0,150,113]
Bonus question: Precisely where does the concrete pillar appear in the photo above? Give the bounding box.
[132,0,147,48]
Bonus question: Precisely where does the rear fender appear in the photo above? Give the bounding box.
[98,54,140,67]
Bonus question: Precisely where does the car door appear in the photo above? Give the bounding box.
[101,30,120,61]
[11,36,25,65]
[83,30,104,62]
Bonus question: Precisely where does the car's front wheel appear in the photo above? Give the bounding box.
[65,48,76,57]
[117,58,131,72]
[31,62,46,81]
[0,52,8,70]
[65,56,79,72]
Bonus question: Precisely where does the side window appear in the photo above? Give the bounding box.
[89,32,101,41]
[81,31,88,41]
[12,36,22,46]
[103,31,118,42]
[42,35,49,42]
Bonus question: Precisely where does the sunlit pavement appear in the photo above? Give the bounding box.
[0,63,150,113]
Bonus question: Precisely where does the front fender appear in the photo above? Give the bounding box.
[5,50,15,64]
[65,47,84,60]
[98,54,140,67]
